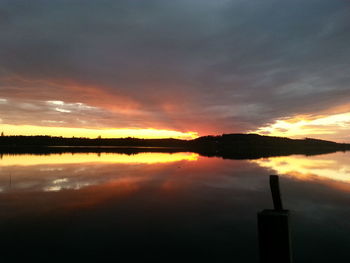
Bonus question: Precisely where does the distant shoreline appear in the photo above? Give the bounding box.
[48,145,185,149]
[1,133,349,160]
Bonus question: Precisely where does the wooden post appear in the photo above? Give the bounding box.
[257,175,292,263]
[270,175,283,210]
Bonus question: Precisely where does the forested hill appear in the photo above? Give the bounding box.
[191,133,349,149]
[188,133,350,159]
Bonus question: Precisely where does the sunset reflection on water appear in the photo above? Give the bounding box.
[1,151,350,194]
[0,152,199,193]
[0,152,199,166]
[252,151,350,190]
[1,151,350,262]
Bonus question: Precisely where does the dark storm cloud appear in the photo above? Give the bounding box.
[0,0,350,133]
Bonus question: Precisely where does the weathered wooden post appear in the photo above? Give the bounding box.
[257,175,292,263]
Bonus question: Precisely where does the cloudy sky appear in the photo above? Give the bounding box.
[1,0,350,140]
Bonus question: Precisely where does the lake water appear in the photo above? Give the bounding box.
[1,151,350,262]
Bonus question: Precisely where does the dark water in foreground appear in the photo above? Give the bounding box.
[0,152,350,262]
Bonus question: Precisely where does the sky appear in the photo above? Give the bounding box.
[0,0,350,141]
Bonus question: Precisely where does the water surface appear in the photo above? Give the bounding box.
[1,151,349,262]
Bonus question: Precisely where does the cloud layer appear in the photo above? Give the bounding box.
[1,0,350,138]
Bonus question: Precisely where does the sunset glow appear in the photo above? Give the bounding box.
[253,112,350,142]
[1,0,349,141]
[0,124,198,140]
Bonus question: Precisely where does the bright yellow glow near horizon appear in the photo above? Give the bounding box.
[253,112,350,141]
[0,152,199,166]
[252,152,350,184]
[0,124,199,140]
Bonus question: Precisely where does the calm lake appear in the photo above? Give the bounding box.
[1,151,350,262]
